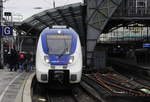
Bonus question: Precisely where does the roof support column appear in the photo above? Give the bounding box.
[86,0,123,68]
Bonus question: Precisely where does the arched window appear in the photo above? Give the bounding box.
[136,0,147,15]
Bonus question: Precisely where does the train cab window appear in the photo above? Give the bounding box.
[46,34,72,55]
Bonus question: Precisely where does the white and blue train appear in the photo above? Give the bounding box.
[36,26,82,84]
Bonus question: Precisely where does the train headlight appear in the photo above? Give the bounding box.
[44,55,50,63]
[69,56,74,64]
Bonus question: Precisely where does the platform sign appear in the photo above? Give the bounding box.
[143,44,150,48]
[0,26,13,36]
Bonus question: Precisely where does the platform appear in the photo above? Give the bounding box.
[0,68,31,102]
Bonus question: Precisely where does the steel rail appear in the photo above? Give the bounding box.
[94,73,147,96]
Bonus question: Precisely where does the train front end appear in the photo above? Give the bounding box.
[36,26,82,84]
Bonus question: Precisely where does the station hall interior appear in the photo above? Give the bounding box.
[0,0,150,102]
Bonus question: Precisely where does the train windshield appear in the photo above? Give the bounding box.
[46,34,72,55]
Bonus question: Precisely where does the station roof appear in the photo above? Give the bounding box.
[18,3,86,45]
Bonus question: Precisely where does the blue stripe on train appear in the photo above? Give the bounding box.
[49,55,69,65]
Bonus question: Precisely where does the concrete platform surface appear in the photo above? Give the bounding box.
[0,69,30,102]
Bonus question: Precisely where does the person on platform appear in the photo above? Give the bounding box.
[9,49,18,71]
[18,52,26,72]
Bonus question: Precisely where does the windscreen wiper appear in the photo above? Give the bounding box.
[58,47,68,58]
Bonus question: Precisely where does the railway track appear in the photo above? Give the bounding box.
[83,72,150,97]
[115,68,150,87]
[32,78,101,102]
[31,70,150,102]
[46,90,77,102]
